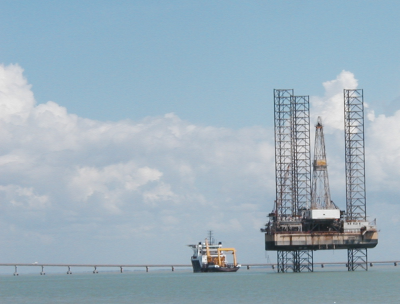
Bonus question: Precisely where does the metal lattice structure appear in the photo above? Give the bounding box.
[274,89,294,221]
[344,89,368,271]
[291,95,312,214]
[277,251,290,273]
[277,250,313,273]
[265,88,376,273]
[292,250,313,272]
[274,90,313,272]
[347,248,368,271]
[311,117,333,209]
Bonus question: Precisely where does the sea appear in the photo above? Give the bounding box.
[0,266,399,304]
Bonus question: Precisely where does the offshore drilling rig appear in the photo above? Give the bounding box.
[261,89,378,272]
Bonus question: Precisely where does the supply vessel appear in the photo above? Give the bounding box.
[188,236,240,273]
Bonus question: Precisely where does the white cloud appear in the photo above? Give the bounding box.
[0,64,35,123]
[366,110,400,191]
[0,64,274,264]
[0,185,50,209]
[310,70,358,132]
[0,65,399,264]
[308,71,400,201]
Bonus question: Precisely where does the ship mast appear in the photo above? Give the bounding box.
[311,117,333,209]
[208,230,214,245]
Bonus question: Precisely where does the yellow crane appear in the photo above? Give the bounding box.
[205,238,238,267]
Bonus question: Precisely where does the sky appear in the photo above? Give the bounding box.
[0,1,400,270]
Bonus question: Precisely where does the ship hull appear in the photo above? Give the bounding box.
[191,260,240,273]
[191,260,202,273]
[201,266,240,272]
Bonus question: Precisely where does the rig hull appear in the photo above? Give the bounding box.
[265,231,378,251]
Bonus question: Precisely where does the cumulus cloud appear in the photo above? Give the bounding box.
[0,64,399,264]
[310,70,358,132]
[367,110,400,192]
[308,70,400,200]
[0,64,274,264]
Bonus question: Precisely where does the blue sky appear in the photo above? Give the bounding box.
[1,1,399,127]
[0,1,400,269]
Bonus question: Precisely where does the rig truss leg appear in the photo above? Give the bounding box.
[292,250,313,272]
[277,251,290,273]
[277,250,313,273]
[347,248,368,271]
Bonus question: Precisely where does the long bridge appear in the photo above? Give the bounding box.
[1,261,399,276]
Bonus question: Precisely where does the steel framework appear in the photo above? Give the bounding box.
[274,89,294,221]
[291,95,312,214]
[274,90,313,272]
[311,117,333,209]
[344,89,368,271]
[277,250,313,273]
[347,248,368,271]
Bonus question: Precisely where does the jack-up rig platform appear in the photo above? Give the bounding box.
[261,89,378,272]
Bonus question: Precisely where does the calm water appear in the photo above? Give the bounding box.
[0,267,399,303]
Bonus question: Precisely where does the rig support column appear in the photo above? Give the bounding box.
[274,89,294,220]
[290,95,312,215]
[344,89,368,271]
[277,251,290,273]
[277,250,313,273]
[292,250,313,272]
[273,90,313,272]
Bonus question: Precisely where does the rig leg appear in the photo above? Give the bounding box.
[277,250,313,273]
[347,248,368,271]
[277,251,290,273]
[292,250,313,272]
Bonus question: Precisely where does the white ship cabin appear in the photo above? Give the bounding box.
[188,241,225,261]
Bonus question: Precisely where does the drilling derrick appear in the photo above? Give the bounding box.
[311,117,332,210]
[262,88,378,273]
[303,117,340,233]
